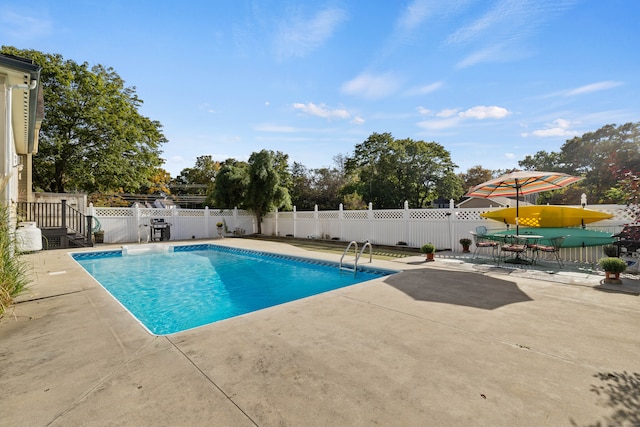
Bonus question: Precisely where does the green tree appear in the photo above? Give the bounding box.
[520,122,640,204]
[393,138,462,207]
[208,159,248,208]
[289,161,347,210]
[562,122,640,203]
[518,151,563,172]
[244,150,291,234]
[310,167,346,209]
[289,162,315,210]
[174,155,221,195]
[1,47,167,193]
[458,165,496,193]
[141,167,172,195]
[344,132,399,207]
[345,133,461,208]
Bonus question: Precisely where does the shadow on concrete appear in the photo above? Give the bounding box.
[383,269,532,310]
[594,281,640,296]
[570,371,640,427]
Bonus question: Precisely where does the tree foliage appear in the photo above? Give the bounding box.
[142,168,172,195]
[290,160,347,210]
[174,155,221,195]
[344,133,462,208]
[175,155,220,186]
[519,122,640,204]
[208,159,248,208]
[244,150,291,233]
[458,165,496,193]
[0,46,167,193]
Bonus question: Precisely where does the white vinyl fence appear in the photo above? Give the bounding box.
[90,202,633,265]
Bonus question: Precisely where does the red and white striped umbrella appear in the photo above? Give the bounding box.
[465,170,583,233]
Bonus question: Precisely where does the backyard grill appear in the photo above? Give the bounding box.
[150,219,171,241]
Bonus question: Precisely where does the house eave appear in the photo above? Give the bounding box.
[0,54,42,155]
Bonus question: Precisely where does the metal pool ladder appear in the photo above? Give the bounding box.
[339,240,373,276]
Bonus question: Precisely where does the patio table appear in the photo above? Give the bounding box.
[497,234,543,265]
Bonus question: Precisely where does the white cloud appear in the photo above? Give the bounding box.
[447,1,574,45]
[0,10,53,40]
[341,72,402,99]
[504,153,515,159]
[197,103,216,113]
[275,7,347,59]
[253,124,297,133]
[437,108,459,118]
[417,117,461,130]
[565,81,623,96]
[456,45,504,69]
[522,119,580,138]
[351,116,366,125]
[459,105,510,119]
[397,0,430,31]
[447,1,575,67]
[404,81,444,96]
[417,106,432,115]
[417,105,510,130]
[292,102,351,120]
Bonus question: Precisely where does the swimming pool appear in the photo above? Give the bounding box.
[72,244,395,335]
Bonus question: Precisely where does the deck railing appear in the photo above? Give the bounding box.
[16,200,94,248]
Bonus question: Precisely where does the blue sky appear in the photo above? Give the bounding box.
[2,0,639,178]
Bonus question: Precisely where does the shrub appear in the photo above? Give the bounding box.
[420,243,435,254]
[598,257,628,273]
[0,207,31,315]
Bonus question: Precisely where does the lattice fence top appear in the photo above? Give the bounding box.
[208,209,235,216]
[608,205,640,223]
[177,210,204,217]
[138,208,174,217]
[343,211,369,220]
[373,210,404,219]
[455,210,484,221]
[409,210,449,220]
[92,205,631,226]
[296,212,316,219]
[317,211,339,219]
[93,207,134,217]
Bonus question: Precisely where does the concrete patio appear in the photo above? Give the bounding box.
[1,239,639,426]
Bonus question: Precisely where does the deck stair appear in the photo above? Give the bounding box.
[17,200,95,250]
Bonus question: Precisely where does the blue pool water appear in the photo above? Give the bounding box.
[72,244,394,335]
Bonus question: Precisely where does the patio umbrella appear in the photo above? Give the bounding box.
[465,170,584,234]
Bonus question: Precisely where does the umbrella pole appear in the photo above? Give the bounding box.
[515,182,520,235]
[516,189,519,235]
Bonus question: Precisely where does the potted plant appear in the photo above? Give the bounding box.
[459,237,472,253]
[420,243,436,261]
[599,257,627,283]
[216,221,224,237]
[93,230,104,244]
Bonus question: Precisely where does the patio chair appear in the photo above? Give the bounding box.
[470,231,499,260]
[532,236,565,267]
[499,235,528,264]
